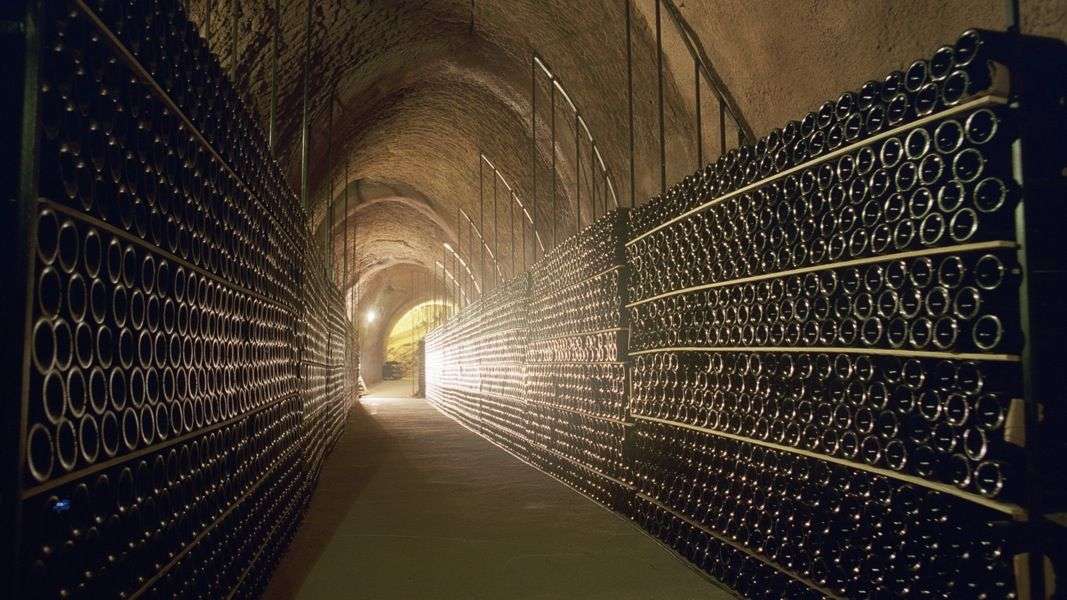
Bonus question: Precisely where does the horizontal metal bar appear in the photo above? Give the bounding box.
[627,240,1019,308]
[22,392,297,500]
[634,415,1026,517]
[529,440,632,487]
[535,263,624,297]
[628,345,1020,362]
[525,399,629,425]
[525,360,628,367]
[41,199,299,315]
[530,326,628,343]
[634,489,846,598]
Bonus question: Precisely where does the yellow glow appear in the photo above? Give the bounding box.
[385,301,449,365]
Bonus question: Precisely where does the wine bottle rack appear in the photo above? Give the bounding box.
[525,211,631,509]
[425,273,530,459]
[5,1,358,598]
[424,29,1064,599]
[623,29,1064,599]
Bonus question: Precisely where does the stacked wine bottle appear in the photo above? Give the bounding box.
[12,1,358,598]
[425,274,530,458]
[416,26,1064,600]
[299,253,352,479]
[624,29,1034,598]
[524,211,631,509]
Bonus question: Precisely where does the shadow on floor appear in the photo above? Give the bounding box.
[262,397,394,598]
[263,385,730,599]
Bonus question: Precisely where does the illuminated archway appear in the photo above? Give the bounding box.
[383,301,450,380]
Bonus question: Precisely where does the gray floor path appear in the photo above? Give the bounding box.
[263,380,732,599]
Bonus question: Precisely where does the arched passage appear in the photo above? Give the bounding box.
[383,300,447,383]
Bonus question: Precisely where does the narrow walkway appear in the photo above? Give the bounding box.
[264,381,730,599]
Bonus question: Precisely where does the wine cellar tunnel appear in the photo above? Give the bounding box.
[3,0,1066,598]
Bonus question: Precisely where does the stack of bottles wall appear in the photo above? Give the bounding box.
[424,29,1064,599]
[425,274,529,459]
[524,211,630,509]
[6,1,358,598]
[622,29,1066,598]
[298,253,350,480]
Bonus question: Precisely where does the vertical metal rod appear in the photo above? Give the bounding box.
[467,218,473,304]
[592,155,598,221]
[343,148,349,304]
[455,207,461,309]
[509,192,515,277]
[530,56,537,260]
[325,83,335,388]
[625,0,635,208]
[9,0,44,588]
[604,172,609,215]
[520,201,526,272]
[443,246,448,321]
[325,93,334,278]
[408,269,413,394]
[478,158,485,297]
[593,153,601,219]
[492,172,498,286]
[550,81,557,248]
[230,0,238,78]
[353,175,360,325]
[1006,0,1021,32]
[590,158,596,221]
[456,204,460,307]
[695,57,702,169]
[206,0,214,42]
[601,172,606,216]
[464,248,468,304]
[268,0,279,152]
[575,112,581,235]
[719,97,726,155]
[300,0,314,209]
[655,0,665,196]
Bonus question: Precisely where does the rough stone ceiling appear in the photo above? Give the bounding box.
[181,0,1063,379]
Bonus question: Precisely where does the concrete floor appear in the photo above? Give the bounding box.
[263,380,731,599]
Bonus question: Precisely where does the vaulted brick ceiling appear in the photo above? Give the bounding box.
[181,0,1063,380]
